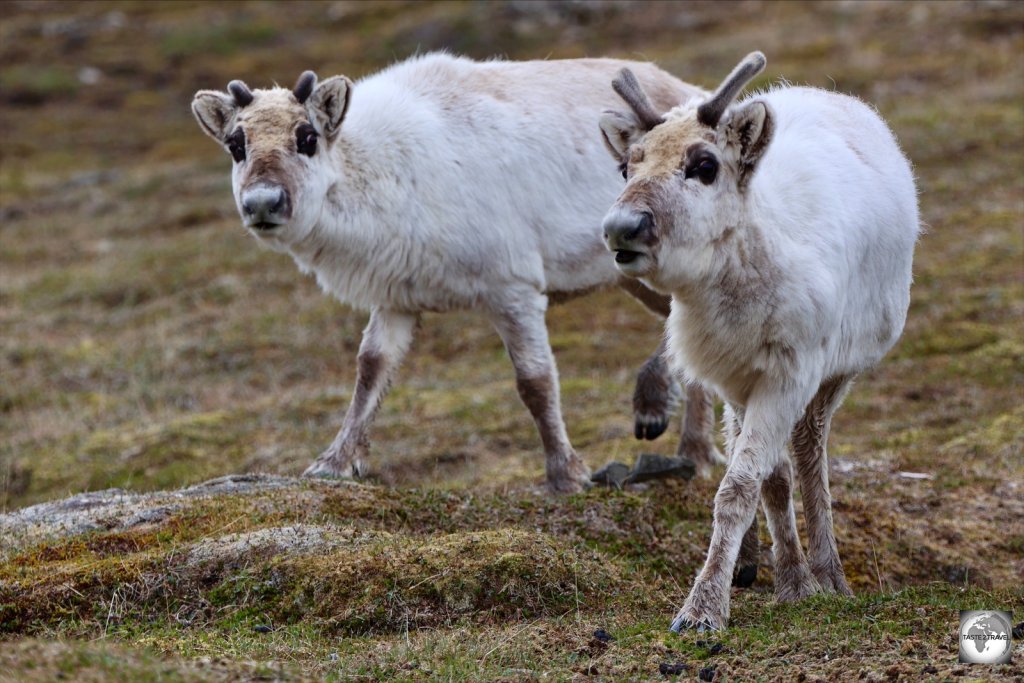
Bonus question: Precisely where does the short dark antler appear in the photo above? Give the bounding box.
[612,68,665,131]
[697,51,766,129]
[227,80,254,107]
[293,71,317,104]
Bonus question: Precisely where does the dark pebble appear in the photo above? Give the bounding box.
[593,628,616,642]
[1013,622,1024,639]
[253,624,273,633]
[699,665,716,682]
[922,665,938,674]
[659,662,687,676]
[695,640,707,648]
[708,642,724,655]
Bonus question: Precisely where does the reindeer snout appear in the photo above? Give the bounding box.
[241,185,291,230]
[603,207,656,271]
[603,208,653,248]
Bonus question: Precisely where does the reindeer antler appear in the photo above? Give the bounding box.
[697,52,766,129]
[293,71,317,104]
[227,80,254,107]
[612,68,665,131]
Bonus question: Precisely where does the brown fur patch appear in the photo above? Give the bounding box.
[632,117,711,179]
[515,375,561,452]
[235,89,309,196]
[350,352,384,420]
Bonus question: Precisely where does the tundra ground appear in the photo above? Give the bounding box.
[1,1,1022,681]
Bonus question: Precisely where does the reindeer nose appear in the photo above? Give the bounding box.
[241,185,291,228]
[603,208,654,247]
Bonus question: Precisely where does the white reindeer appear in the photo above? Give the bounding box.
[191,53,723,493]
[600,52,918,629]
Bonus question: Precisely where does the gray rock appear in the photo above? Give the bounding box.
[626,454,697,483]
[0,473,360,557]
[590,462,631,488]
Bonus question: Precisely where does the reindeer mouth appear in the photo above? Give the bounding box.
[251,221,280,232]
[614,250,643,264]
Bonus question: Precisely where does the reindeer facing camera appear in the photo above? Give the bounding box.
[600,52,919,630]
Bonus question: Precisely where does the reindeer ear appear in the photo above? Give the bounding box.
[191,90,237,142]
[599,110,644,162]
[727,100,773,183]
[306,75,352,140]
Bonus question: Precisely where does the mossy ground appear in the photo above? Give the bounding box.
[1,1,1022,680]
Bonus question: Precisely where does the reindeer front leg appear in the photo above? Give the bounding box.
[489,292,591,493]
[671,385,811,631]
[303,307,418,479]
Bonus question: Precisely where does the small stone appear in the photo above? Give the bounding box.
[627,454,696,483]
[659,662,687,676]
[591,462,630,488]
[708,642,724,655]
[1012,622,1024,639]
[253,624,273,633]
[593,628,615,642]
[699,665,717,681]
[921,665,937,674]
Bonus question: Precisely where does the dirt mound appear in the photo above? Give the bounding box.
[0,475,624,636]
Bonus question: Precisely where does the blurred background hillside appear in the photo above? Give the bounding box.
[1,0,1022,570]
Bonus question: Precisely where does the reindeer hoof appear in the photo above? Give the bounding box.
[635,413,670,441]
[633,360,681,441]
[813,566,854,597]
[677,436,726,479]
[732,564,758,588]
[548,476,592,494]
[669,614,721,634]
[547,452,592,494]
[302,456,366,480]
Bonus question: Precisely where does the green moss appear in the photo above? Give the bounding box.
[940,406,1024,469]
[160,22,278,59]
[0,66,78,103]
[901,321,1002,357]
[80,411,250,492]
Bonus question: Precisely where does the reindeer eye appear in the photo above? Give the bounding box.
[226,129,246,163]
[619,161,628,180]
[686,155,718,185]
[296,124,318,157]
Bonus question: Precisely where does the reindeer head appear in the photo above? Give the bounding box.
[191,71,352,244]
[600,52,771,291]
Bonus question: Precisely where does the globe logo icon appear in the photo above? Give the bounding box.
[959,610,1012,664]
